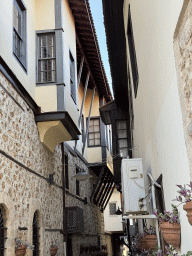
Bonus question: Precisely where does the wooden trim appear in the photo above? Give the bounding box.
[102,182,115,211]
[78,71,90,125]
[87,117,101,147]
[99,173,113,207]
[82,86,96,155]
[76,36,99,93]
[77,56,84,89]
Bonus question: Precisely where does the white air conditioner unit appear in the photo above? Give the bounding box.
[121,158,147,214]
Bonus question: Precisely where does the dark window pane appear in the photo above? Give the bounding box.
[127,6,139,98]
[65,155,69,189]
[76,168,80,196]
[109,203,116,215]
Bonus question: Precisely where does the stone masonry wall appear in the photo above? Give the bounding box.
[174,0,192,179]
[65,150,106,256]
[0,70,107,256]
[0,71,64,256]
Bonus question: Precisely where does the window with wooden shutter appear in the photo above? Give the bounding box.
[70,51,76,102]
[13,0,27,69]
[88,118,101,147]
[37,34,56,83]
[109,202,117,215]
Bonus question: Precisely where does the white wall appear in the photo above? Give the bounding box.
[123,0,192,253]
[104,190,123,232]
[0,0,37,98]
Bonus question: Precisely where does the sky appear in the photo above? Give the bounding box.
[89,0,112,91]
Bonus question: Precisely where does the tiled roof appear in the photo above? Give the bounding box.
[67,0,112,102]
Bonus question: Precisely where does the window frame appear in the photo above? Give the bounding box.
[36,30,56,85]
[127,5,139,98]
[109,202,117,216]
[81,114,85,142]
[88,117,101,147]
[76,167,80,196]
[70,50,77,103]
[116,120,129,158]
[65,154,69,190]
[13,0,27,71]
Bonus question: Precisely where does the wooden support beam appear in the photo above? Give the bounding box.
[82,86,96,156]
[102,182,115,211]
[99,174,113,207]
[77,56,84,89]
[76,35,98,93]
[90,167,105,202]
[95,171,109,205]
[78,71,90,126]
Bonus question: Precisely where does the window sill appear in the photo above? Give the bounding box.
[88,145,101,148]
[36,82,57,86]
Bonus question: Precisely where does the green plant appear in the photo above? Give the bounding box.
[153,205,179,224]
[173,182,192,203]
[50,240,58,248]
[15,237,34,250]
[165,245,192,256]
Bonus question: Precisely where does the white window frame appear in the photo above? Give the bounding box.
[88,117,101,147]
[13,0,27,70]
[36,32,56,84]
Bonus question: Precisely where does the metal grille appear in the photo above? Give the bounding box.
[33,211,40,256]
[66,207,84,234]
[0,205,7,256]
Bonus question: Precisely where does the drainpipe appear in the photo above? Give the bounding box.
[61,143,67,245]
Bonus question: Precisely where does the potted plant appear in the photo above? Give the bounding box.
[153,204,180,248]
[15,237,34,256]
[143,225,157,251]
[173,182,192,225]
[50,240,58,256]
[165,245,192,256]
[140,226,157,251]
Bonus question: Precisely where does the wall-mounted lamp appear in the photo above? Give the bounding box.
[115,207,122,215]
[73,169,92,181]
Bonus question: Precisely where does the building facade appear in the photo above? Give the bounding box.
[104,188,123,256]
[0,0,113,255]
[101,0,192,254]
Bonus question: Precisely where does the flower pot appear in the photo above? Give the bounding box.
[183,201,192,226]
[15,245,27,256]
[50,247,58,256]
[160,222,180,248]
[140,235,157,250]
